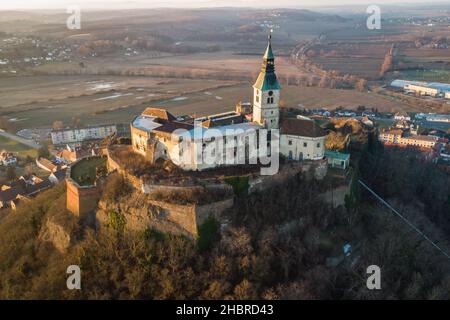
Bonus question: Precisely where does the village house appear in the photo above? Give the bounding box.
[325,150,351,171]
[379,129,438,149]
[9,194,31,211]
[399,135,438,149]
[379,129,404,144]
[55,145,91,164]
[360,117,374,128]
[0,151,17,166]
[36,157,64,172]
[440,145,450,161]
[394,111,411,122]
[48,169,67,185]
[0,175,53,209]
[50,124,127,145]
[395,119,411,129]
[0,182,26,209]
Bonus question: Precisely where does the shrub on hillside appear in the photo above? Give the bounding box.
[101,173,131,203]
[150,187,232,205]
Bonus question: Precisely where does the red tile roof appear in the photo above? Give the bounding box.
[142,108,176,121]
[280,118,327,138]
[152,121,194,134]
[36,157,58,172]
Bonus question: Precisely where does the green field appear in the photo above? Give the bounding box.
[0,135,37,158]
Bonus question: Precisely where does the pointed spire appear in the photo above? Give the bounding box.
[263,29,274,61]
[253,29,281,91]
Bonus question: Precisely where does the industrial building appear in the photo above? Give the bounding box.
[390,80,450,98]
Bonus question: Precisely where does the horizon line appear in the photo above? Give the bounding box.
[1,1,450,11]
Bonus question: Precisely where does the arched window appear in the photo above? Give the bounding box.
[267,91,274,104]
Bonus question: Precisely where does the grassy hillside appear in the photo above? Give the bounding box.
[0,152,448,299]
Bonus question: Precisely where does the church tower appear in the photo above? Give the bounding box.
[253,31,281,130]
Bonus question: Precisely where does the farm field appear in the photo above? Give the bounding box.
[307,22,450,83]
[133,51,299,76]
[282,86,419,111]
[0,77,422,134]
[0,75,241,130]
[313,56,385,79]
[29,50,300,86]
[99,84,426,118]
[0,75,238,108]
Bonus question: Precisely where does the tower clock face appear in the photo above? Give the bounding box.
[268,91,273,96]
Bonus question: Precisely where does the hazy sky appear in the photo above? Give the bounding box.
[1,0,449,10]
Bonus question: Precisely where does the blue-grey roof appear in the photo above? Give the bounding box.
[390,80,425,88]
[428,82,450,92]
[325,150,350,161]
[253,72,281,91]
[390,79,450,92]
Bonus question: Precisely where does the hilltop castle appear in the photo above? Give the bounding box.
[130,33,327,171]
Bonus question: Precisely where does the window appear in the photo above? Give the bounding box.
[288,140,293,145]
[268,91,273,96]
[303,142,307,147]
[317,142,321,148]
[256,95,259,103]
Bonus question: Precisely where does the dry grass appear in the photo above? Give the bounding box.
[149,187,232,205]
